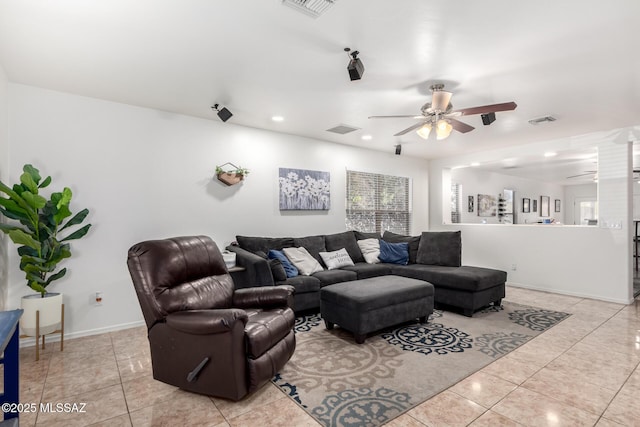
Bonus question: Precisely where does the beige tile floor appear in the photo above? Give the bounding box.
[6,286,640,426]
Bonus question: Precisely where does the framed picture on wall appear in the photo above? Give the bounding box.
[468,195,474,213]
[477,194,497,217]
[279,168,330,210]
[532,199,537,212]
[540,195,550,217]
[522,198,530,213]
[555,199,561,212]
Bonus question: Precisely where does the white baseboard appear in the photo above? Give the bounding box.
[19,319,146,348]
[506,282,634,305]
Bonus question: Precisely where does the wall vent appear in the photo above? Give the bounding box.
[326,124,360,134]
[282,0,337,18]
[528,115,557,125]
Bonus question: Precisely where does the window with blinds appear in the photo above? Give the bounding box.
[345,170,411,234]
[451,183,461,223]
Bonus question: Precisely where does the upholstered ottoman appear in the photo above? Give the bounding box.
[320,275,434,343]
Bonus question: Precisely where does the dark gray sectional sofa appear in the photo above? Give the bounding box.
[226,230,506,317]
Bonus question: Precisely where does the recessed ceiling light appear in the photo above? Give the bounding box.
[544,152,557,157]
[361,135,372,141]
[470,162,480,167]
[271,116,284,122]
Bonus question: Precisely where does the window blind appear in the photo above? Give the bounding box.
[451,182,461,224]
[345,170,411,234]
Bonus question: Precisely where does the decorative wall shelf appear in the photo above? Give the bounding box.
[215,163,249,186]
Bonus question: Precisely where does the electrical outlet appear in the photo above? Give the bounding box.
[511,263,517,271]
[95,291,103,305]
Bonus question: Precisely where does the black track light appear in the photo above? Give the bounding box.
[212,104,233,122]
[395,144,402,156]
[344,47,364,81]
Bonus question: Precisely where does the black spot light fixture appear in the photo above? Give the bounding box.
[212,104,233,122]
[481,112,496,125]
[344,47,364,81]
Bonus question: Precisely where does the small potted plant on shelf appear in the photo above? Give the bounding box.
[216,163,250,186]
[0,164,92,336]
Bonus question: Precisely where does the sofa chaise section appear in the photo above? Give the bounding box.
[391,264,506,316]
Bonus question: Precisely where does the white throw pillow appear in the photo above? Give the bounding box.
[282,247,324,276]
[357,238,381,264]
[319,248,355,270]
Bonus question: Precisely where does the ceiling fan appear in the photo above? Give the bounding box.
[567,169,640,181]
[369,84,517,140]
[566,170,598,179]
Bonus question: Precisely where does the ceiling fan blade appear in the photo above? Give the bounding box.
[369,115,424,119]
[566,171,596,179]
[449,118,475,133]
[453,101,517,116]
[394,122,426,136]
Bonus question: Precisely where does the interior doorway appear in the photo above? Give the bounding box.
[573,197,598,225]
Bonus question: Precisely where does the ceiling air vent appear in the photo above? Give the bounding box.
[528,115,557,125]
[282,0,337,18]
[326,124,360,134]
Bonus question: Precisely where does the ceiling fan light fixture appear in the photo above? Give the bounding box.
[436,119,453,140]
[416,123,432,139]
[431,90,452,112]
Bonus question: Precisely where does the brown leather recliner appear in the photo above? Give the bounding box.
[127,235,296,401]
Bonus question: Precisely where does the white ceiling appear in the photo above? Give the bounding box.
[471,147,600,186]
[0,0,639,161]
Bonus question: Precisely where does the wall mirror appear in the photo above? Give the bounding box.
[449,146,599,225]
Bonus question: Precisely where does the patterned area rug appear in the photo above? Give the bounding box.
[272,302,570,427]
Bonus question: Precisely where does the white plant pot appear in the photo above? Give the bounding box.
[21,292,63,336]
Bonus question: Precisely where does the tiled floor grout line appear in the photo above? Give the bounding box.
[480,306,581,426]
[597,352,640,426]
[449,300,635,427]
[522,303,638,426]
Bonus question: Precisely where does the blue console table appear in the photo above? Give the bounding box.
[0,309,23,426]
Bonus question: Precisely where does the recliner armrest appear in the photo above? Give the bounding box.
[166,308,248,335]
[233,285,295,309]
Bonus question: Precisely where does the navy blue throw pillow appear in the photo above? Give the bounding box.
[378,239,409,265]
[268,249,298,278]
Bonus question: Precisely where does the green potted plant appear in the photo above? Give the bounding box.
[0,164,91,336]
[216,163,249,186]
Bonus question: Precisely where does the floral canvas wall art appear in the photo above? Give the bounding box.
[279,168,330,210]
[477,194,497,217]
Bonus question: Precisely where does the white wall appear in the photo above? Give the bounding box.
[451,168,564,224]
[5,83,430,337]
[429,128,638,304]
[0,64,8,310]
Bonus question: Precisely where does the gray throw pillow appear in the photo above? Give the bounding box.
[416,231,462,267]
